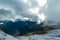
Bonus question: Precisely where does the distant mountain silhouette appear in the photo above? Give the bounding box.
[0,19,44,36]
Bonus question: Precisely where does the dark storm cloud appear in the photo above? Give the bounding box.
[0,0,60,23]
[0,0,30,20]
[0,9,11,15]
[0,0,46,23]
[0,0,35,17]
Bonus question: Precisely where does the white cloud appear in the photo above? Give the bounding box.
[22,0,28,3]
[28,7,39,14]
[39,13,46,22]
[0,22,4,24]
[36,0,47,7]
[0,0,47,24]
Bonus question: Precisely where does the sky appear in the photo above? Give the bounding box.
[46,0,60,22]
[0,0,60,23]
[0,0,47,24]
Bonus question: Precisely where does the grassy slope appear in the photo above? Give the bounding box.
[0,24,56,36]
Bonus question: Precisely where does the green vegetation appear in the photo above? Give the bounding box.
[12,30,21,37]
[0,24,56,36]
